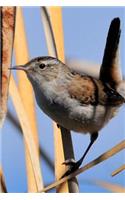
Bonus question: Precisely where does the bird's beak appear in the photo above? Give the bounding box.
[9,65,28,72]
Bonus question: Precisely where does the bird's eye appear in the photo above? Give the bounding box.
[39,63,46,69]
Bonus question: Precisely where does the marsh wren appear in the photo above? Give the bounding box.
[10,18,125,178]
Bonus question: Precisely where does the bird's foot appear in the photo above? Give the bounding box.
[61,158,81,178]
[57,124,60,128]
[61,132,99,179]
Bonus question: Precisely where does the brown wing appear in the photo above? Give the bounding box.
[68,73,97,105]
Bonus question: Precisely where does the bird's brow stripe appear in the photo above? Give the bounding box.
[26,56,60,66]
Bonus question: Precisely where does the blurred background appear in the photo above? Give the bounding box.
[2,7,125,192]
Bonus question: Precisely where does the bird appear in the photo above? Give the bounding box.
[10,18,125,178]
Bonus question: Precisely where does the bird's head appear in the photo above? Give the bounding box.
[10,56,64,84]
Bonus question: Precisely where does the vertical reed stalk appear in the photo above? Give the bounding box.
[9,75,43,192]
[14,7,43,192]
[0,7,16,127]
[41,6,79,192]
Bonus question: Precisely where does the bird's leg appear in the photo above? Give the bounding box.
[61,132,98,178]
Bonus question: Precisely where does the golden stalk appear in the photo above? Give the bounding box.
[41,6,79,192]
[9,75,43,192]
[41,7,57,57]
[0,167,7,193]
[13,7,43,192]
[112,164,125,177]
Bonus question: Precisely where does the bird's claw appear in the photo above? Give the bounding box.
[61,159,80,179]
[62,158,76,166]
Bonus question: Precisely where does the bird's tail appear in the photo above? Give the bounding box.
[100,18,122,88]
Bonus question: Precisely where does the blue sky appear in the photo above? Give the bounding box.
[2,7,125,193]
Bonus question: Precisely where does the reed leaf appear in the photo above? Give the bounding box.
[112,164,125,177]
